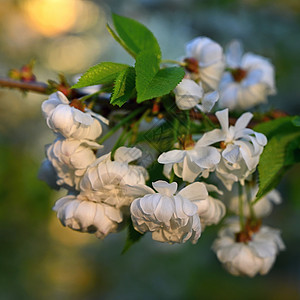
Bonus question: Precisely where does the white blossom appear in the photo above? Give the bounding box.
[174,78,219,112]
[38,159,60,190]
[216,158,252,190]
[42,91,104,140]
[130,181,202,244]
[218,40,276,110]
[212,221,285,277]
[198,196,226,228]
[158,139,221,183]
[185,37,225,91]
[79,147,148,208]
[176,182,225,229]
[198,108,267,190]
[46,137,102,190]
[53,195,123,239]
[228,185,281,218]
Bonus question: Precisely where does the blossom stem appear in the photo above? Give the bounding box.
[129,109,151,145]
[98,106,145,144]
[161,59,186,66]
[79,90,103,103]
[111,128,130,156]
[186,110,191,135]
[169,170,175,183]
[246,182,256,220]
[173,118,179,142]
[238,183,245,231]
[200,111,215,129]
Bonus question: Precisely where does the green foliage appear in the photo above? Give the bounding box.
[254,117,300,202]
[136,119,177,152]
[72,14,185,105]
[72,62,129,89]
[110,67,136,107]
[254,116,297,138]
[135,50,185,103]
[112,13,161,59]
[122,219,144,254]
[292,116,300,127]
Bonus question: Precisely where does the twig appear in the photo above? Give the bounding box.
[0,77,49,94]
[0,76,288,127]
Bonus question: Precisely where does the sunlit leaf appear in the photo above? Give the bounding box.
[72,62,129,89]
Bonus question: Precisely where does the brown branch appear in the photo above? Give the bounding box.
[0,76,288,126]
[0,77,49,94]
[0,76,141,117]
[190,109,289,128]
[189,110,259,127]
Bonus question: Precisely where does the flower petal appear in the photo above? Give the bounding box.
[114,146,142,163]
[198,90,219,113]
[226,40,243,69]
[154,195,175,223]
[189,146,221,168]
[254,132,267,146]
[175,79,204,110]
[235,112,253,132]
[158,150,186,164]
[124,184,155,198]
[222,144,240,164]
[196,129,225,147]
[181,155,202,182]
[178,182,208,202]
[139,194,161,215]
[216,109,229,133]
[152,180,178,196]
[72,108,94,126]
[218,82,239,110]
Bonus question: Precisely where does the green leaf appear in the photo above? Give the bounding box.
[121,220,144,254]
[292,116,300,127]
[253,116,298,139]
[253,116,300,202]
[72,62,129,89]
[112,13,161,59]
[255,130,300,202]
[285,135,300,165]
[110,67,136,107]
[135,51,185,103]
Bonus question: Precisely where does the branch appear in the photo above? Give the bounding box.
[0,76,288,126]
[0,77,49,94]
[189,110,259,127]
[0,76,140,117]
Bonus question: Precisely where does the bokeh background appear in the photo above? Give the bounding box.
[0,0,300,299]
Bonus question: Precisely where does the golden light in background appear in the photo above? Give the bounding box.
[72,0,103,33]
[22,0,78,36]
[19,0,107,73]
[48,214,94,246]
[45,35,105,73]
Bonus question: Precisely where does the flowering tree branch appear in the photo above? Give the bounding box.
[8,13,297,278]
[0,77,49,94]
[0,76,288,128]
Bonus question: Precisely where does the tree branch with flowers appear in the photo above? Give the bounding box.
[1,13,299,278]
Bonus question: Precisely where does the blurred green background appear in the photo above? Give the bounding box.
[0,0,299,299]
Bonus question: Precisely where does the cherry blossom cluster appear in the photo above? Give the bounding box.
[38,35,284,277]
[177,38,276,112]
[39,92,148,238]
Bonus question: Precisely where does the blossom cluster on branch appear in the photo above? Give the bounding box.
[3,13,298,278]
